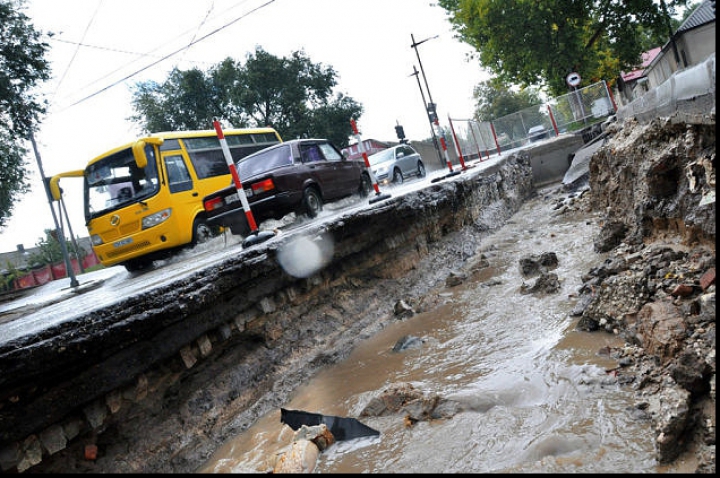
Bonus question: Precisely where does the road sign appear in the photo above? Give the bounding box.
[566,72,581,87]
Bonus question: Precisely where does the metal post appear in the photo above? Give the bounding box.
[411,34,443,166]
[28,131,79,287]
[59,195,85,273]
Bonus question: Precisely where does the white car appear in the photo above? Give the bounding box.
[367,144,426,185]
[528,125,549,142]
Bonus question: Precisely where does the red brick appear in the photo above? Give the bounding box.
[699,268,715,291]
[84,444,97,461]
[670,283,694,297]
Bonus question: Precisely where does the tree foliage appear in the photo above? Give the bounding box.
[437,0,688,96]
[130,47,363,149]
[0,0,51,229]
[473,78,544,122]
[25,228,85,268]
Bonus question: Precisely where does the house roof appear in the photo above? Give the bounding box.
[623,1,716,82]
[621,47,662,82]
[677,0,715,34]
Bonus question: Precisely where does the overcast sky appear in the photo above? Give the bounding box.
[1,0,490,253]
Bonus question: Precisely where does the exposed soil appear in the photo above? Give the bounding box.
[18,116,716,474]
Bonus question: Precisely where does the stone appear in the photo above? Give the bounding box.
[38,424,66,455]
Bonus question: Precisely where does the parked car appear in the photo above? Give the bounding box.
[367,144,426,185]
[527,125,549,143]
[203,139,372,236]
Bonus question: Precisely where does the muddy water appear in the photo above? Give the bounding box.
[197,187,663,473]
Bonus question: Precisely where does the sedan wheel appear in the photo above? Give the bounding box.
[359,173,372,197]
[302,187,323,218]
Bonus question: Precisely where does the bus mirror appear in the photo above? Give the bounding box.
[132,137,164,169]
[49,176,62,201]
[48,169,84,201]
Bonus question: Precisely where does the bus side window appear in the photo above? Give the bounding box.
[189,150,228,179]
[165,155,193,193]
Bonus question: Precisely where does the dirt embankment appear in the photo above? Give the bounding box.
[10,116,714,474]
[575,116,715,472]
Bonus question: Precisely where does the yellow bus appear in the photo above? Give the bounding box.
[50,127,282,271]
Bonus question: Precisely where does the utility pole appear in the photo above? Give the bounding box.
[29,131,79,287]
[411,33,443,166]
[409,66,438,157]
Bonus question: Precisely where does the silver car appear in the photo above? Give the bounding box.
[367,144,426,185]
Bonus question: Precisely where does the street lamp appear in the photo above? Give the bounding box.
[410,33,443,166]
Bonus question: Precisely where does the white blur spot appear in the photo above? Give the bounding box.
[276,233,334,278]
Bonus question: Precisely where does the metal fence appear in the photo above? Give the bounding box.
[447,80,617,162]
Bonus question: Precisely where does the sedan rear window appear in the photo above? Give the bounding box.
[237,144,293,178]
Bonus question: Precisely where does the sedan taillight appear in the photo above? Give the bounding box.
[204,197,224,212]
[251,178,275,195]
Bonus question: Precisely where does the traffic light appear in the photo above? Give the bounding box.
[426,102,438,124]
[395,124,405,141]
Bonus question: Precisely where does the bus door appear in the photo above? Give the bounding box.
[162,152,200,238]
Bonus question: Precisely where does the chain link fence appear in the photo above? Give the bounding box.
[448,80,616,162]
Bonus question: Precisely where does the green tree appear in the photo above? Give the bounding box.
[130,67,223,132]
[25,228,85,268]
[0,0,51,229]
[473,78,544,121]
[130,47,362,149]
[437,0,688,96]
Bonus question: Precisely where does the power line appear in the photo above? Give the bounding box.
[179,1,216,67]
[52,37,184,60]
[47,0,257,108]
[57,0,276,112]
[51,0,104,104]
[47,38,215,109]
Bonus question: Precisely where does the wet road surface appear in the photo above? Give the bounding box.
[197,184,670,473]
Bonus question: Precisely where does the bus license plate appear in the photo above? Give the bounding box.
[113,237,133,248]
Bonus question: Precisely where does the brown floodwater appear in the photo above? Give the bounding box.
[196,186,680,473]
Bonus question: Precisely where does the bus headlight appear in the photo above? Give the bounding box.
[142,208,172,229]
[91,234,104,246]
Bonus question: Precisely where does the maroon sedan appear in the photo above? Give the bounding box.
[203,138,372,236]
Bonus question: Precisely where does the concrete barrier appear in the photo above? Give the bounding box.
[617,53,716,125]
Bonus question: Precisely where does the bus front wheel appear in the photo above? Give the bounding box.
[124,257,153,272]
[192,218,214,245]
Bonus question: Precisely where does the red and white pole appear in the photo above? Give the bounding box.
[490,122,502,156]
[213,118,258,233]
[447,115,467,170]
[434,118,455,173]
[350,119,382,195]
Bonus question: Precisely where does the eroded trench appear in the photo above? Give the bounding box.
[3,152,536,473]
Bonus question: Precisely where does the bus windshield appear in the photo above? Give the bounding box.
[85,145,159,221]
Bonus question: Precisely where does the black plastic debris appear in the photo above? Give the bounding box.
[280,408,380,441]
